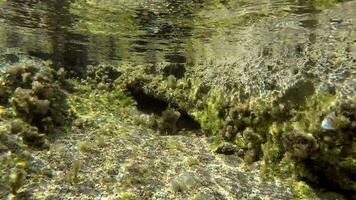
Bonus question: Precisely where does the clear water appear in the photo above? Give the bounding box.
[0,1,355,198]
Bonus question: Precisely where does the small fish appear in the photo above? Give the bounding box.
[321,112,337,130]
[321,112,350,131]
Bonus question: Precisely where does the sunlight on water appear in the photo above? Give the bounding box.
[0,0,355,98]
[0,0,354,67]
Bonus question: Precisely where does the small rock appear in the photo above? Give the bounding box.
[171,173,198,193]
[214,142,238,155]
[244,148,260,164]
[193,192,215,200]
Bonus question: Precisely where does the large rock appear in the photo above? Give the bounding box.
[114,1,356,195]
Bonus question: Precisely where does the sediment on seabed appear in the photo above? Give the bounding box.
[0,1,355,199]
[1,46,354,199]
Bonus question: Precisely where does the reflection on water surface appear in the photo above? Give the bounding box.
[0,0,354,74]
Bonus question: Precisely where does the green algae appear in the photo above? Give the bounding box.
[68,160,82,185]
[119,192,136,200]
[157,107,181,135]
[0,57,81,198]
[0,0,355,199]
[0,60,296,198]
[293,181,319,200]
[0,59,72,197]
[111,39,355,198]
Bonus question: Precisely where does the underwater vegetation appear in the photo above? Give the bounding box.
[112,52,356,197]
[157,107,181,135]
[0,57,70,197]
[0,59,68,129]
[0,55,353,198]
[0,0,354,198]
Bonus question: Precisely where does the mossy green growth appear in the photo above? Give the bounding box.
[68,160,82,185]
[68,78,136,124]
[112,60,355,194]
[0,57,74,197]
[0,123,34,196]
[157,107,181,135]
[86,64,121,86]
[196,87,227,135]
[293,181,319,200]
[1,155,28,195]
[119,192,136,200]
[208,135,225,151]
[1,60,70,133]
[339,157,356,170]
[260,93,356,192]
[120,160,150,186]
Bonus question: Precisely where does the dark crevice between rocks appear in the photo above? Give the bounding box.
[162,63,186,79]
[128,88,201,133]
[176,111,201,131]
[302,159,355,199]
[130,88,169,114]
[127,84,353,198]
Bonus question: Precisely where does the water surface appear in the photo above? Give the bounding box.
[0,0,355,73]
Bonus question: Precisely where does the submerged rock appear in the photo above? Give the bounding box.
[282,131,319,159]
[0,57,71,197]
[158,108,181,135]
[171,173,198,193]
[110,2,356,194]
[214,142,238,155]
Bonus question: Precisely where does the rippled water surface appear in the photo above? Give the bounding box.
[0,0,355,72]
[0,1,355,198]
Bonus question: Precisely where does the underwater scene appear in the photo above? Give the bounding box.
[0,0,355,199]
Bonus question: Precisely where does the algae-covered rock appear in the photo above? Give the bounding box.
[87,64,121,87]
[0,59,70,132]
[213,142,238,155]
[158,108,181,135]
[111,1,356,195]
[171,173,198,193]
[0,56,70,197]
[0,123,36,197]
[282,131,319,159]
[115,62,355,194]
